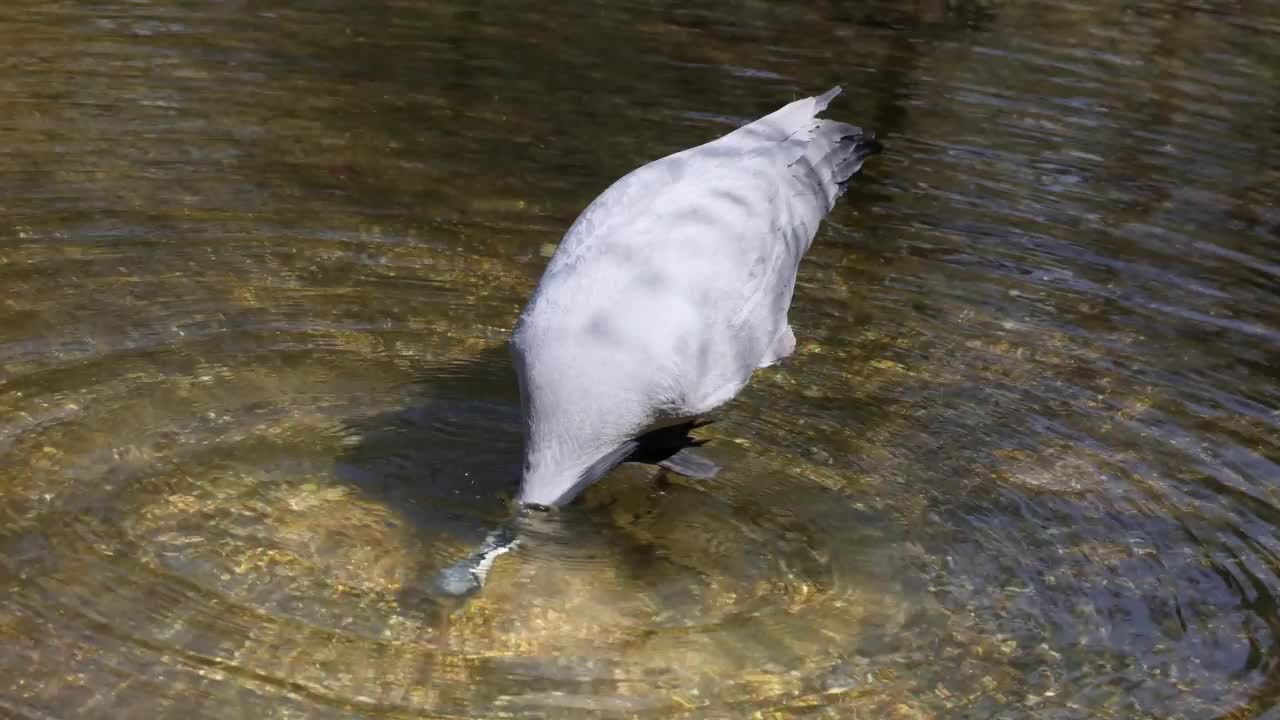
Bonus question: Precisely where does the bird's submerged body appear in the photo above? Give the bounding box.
[513,86,881,508]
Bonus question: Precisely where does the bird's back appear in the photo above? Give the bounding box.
[513,87,880,481]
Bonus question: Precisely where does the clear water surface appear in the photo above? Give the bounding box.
[1,1,1278,717]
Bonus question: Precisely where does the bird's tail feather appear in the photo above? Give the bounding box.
[797,119,883,207]
[834,130,884,186]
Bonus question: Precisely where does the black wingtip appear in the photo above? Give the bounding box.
[834,131,884,188]
[841,131,884,161]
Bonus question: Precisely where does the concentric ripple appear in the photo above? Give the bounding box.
[3,0,1280,718]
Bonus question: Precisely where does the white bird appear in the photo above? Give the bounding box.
[512,86,881,508]
[432,87,881,596]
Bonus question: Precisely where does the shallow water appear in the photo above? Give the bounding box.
[2,0,1279,717]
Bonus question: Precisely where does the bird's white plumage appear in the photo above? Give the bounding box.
[512,87,878,506]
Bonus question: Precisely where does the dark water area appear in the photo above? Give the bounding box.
[1,0,1278,717]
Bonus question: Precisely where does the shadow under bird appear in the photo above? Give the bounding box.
[433,86,882,596]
